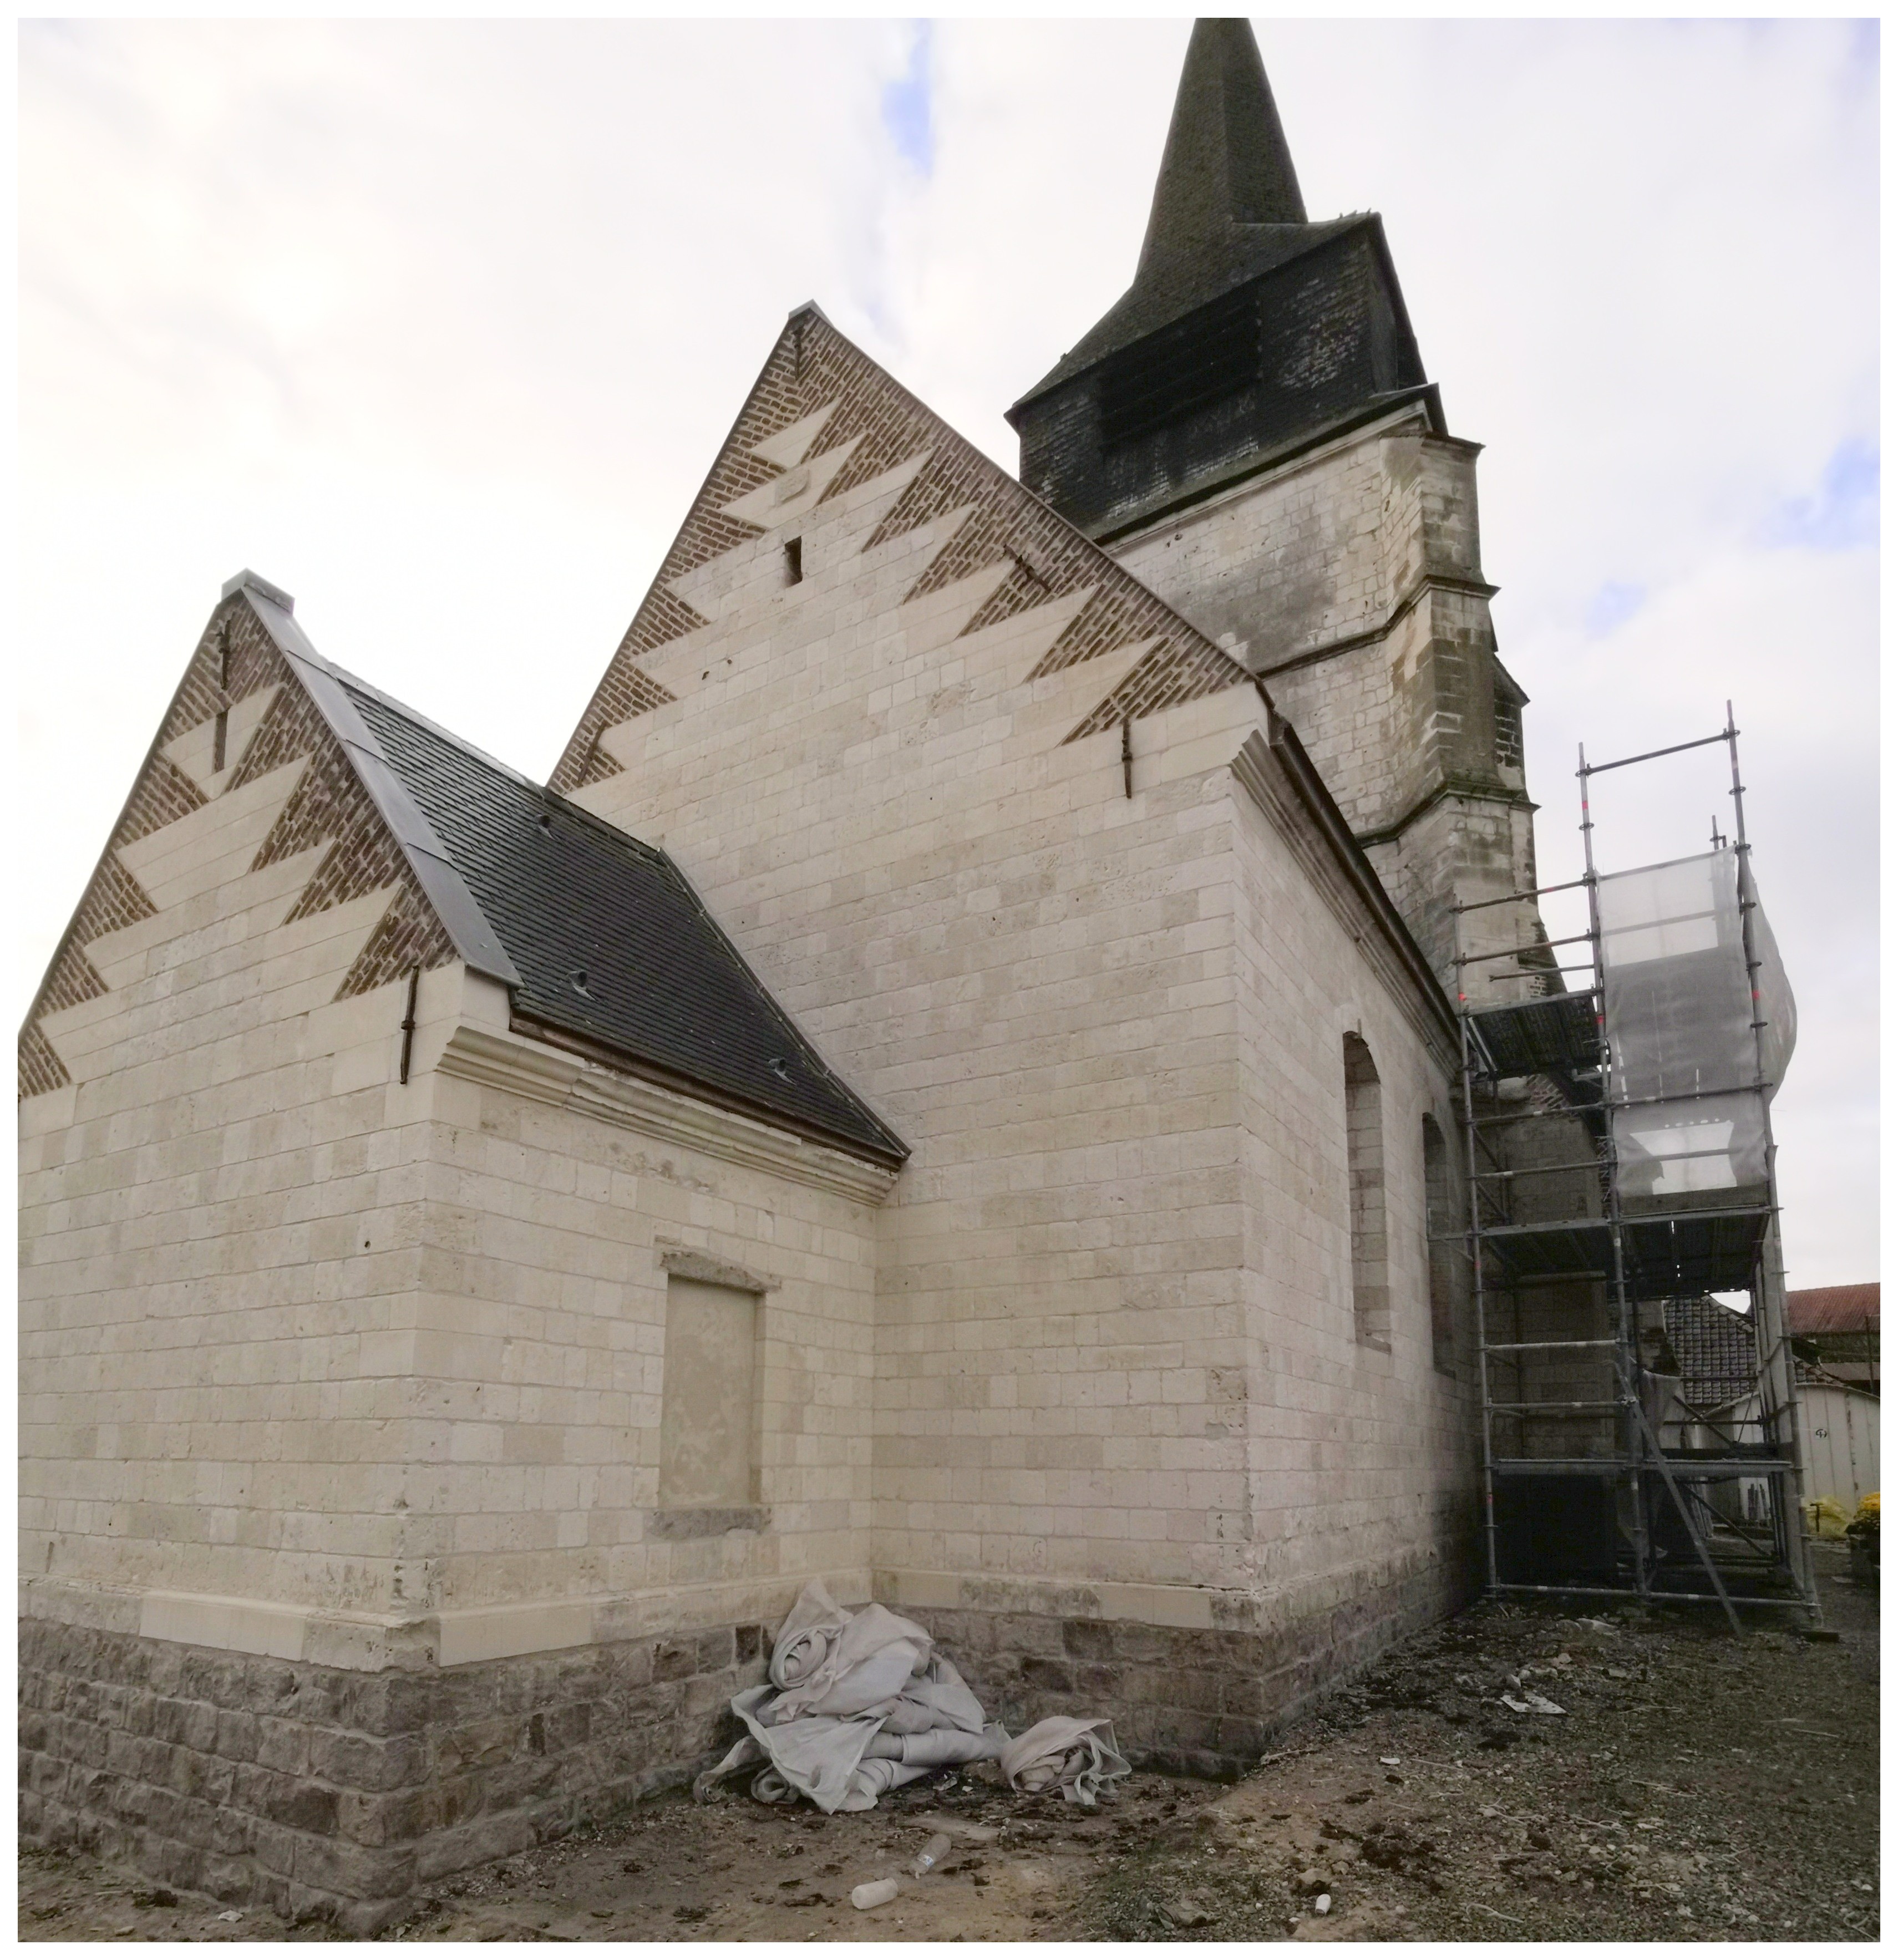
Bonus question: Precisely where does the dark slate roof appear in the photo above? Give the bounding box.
[1018,219,1373,409]
[1663,1297,1760,1410]
[1143,16,1308,242]
[335,676,906,1168]
[1015,20,1382,408]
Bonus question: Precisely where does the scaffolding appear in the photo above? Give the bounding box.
[1450,709,1818,1629]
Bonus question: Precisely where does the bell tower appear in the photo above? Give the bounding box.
[1009,18,1542,996]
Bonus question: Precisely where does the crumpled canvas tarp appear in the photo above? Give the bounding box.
[693,1581,1130,1814]
[999,1716,1131,1807]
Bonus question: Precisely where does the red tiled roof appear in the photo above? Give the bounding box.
[1786,1284,1880,1336]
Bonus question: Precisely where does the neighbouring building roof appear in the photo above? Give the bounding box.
[1787,1283,1880,1337]
[1663,1296,1759,1410]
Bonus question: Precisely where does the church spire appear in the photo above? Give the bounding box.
[1010,13,1426,534]
[1135,18,1307,285]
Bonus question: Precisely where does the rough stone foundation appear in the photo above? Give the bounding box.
[896,1551,1474,1781]
[19,1556,1473,1927]
[17,1615,771,1934]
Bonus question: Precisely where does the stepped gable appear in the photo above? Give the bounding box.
[21,568,901,1165]
[550,307,1253,793]
[18,576,460,1100]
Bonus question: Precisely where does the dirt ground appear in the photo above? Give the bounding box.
[21,1542,1877,1943]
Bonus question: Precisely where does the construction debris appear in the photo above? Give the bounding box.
[17,1550,1875,1944]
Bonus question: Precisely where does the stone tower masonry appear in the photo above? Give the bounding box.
[1010,18,1544,1003]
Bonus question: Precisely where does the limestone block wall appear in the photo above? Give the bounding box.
[395,981,886,1632]
[574,526,1270,1597]
[17,570,890,1657]
[1366,792,1542,996]
[1106,412,1404,673]
[22,953,887,1661]
[1108,404,1531,986]
[17,622,459,1621]
[1226,769,1480,1614]
[555,325,1481,1628]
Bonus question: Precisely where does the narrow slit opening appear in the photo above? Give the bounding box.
[784,537,803,586]
[212,710,228,774]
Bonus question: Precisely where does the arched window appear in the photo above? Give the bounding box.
[1422,1114,1457,1374]
[1343,1034,1388,1348]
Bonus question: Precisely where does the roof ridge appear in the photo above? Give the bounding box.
[234,585,521,987]
[332,672,674,872]
[331,666,543,795]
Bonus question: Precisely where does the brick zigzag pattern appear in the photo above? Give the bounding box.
[550,313,1251,791]
[18,599,454,1100]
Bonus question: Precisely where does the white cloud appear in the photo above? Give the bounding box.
[18,19,1877,1284]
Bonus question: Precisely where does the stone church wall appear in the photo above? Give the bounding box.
[21,953,890,1924]
[21,316,1491,1921]
[1110,404,1539,989]
[399,973,886,1632]
[562,335,1483,1758]
[18,590,461,1622]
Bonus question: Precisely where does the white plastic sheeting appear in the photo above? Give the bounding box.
[1597,846,1796,1211]
[693,1580,1131,1813]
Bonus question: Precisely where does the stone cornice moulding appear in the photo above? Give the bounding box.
[1251,568,1500,690]
[435,1023,900,1206]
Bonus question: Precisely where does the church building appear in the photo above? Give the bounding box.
[20,21,1550,1926]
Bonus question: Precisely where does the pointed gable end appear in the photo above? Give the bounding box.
[549,306,1254,795]
[17,573,510,1101]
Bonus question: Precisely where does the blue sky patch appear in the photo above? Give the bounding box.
[1763,438,1879,551]
[882,22,934,176]
[1584,580,1646,637]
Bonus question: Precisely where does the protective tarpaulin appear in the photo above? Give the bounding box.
[1597,846,1795,1213]
[692,1580,1130,1813]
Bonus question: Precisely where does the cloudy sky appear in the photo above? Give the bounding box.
[19,18,1878,1287]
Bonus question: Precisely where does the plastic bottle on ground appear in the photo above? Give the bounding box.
[851,1878,900,1911]
[911,1834,953,1878]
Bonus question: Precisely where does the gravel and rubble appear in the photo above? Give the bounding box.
[20,1544,1877,1942]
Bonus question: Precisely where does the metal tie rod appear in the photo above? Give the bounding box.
[1483,1339,1619,1353]
[1491,1582,1804,1610]
[1454,932,1595,966]
[1459,960,1601,983]
[1578,727,1735,776]
[1475,1159,1612,1180]
[1453,877,1595,914]
[1487,1400,1621,1414]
